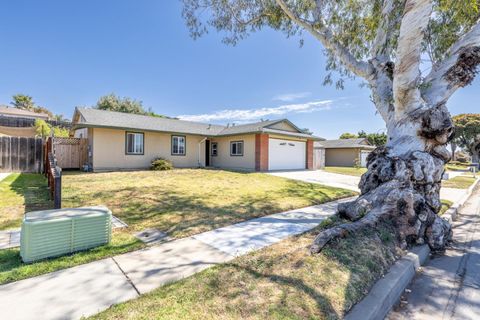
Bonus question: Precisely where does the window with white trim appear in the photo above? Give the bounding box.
[126,132,144,155]
[230,141,243,156]
[172,135,186,155]
[211,142,218,156]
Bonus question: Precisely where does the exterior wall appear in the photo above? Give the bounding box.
[313,148,325,169]
[325,148,361,167]
[255,133,269,171]
[91,128,204,171]
[0,125,36,137]
[268,121,298,132]
[74,128,88,139]
[306,140,314,170]
[210,134,256,171]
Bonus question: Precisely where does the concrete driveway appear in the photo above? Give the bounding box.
[269,170,360,192]
[268,170,467,203]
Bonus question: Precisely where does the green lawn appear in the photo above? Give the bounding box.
[91,218,401,320]
[0,169,355,285]
[323,166,368,177]
[445,163,471,171]
[440,199,453,215]
[0,173,52,230]
[442,175,477,189]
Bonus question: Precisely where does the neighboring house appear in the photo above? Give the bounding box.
[71,108,323,172]
[0,105,50,137]
[0,105,50,120]
[315,138,376,167]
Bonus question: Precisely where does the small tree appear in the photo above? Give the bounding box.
[96,94,146,115]
[34,119,51,138]
[453,114,480,163]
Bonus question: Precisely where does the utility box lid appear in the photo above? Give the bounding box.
[24,206,110,223]
[21,206,112,263]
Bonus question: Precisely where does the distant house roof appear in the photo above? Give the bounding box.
[315,138,376,149]
[72,108,324,140]
[0,105,50,120]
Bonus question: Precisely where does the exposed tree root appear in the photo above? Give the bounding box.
[311,138,453,254]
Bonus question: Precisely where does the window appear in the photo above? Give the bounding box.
[172,135,186,155]
[230,141,243,156]
[126,132,144,155]
[211,142,218,156]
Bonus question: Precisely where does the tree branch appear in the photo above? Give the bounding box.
[275,0,373,79]
[422,21,480,106]
[372,0,405,59]
[393,0,432,118]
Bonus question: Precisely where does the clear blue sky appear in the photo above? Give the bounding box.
[0,1,477,139]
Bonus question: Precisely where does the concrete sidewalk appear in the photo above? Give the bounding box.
[0,197,352,320]
[388,187,480,319]
[0,172,10,182]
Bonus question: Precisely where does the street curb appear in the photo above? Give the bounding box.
[345,245,430,320]
[443,177,480,223]
[345,177,480,320]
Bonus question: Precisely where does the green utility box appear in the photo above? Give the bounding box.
[20,206,112,263]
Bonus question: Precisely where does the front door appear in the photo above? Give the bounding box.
[205,140,210,167]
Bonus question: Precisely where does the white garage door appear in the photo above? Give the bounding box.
[268,138,306,170]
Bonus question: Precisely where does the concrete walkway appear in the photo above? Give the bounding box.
[269,170,471,203]
[0,197,352,320]
[388,186,480,320]
[0,172,10,182]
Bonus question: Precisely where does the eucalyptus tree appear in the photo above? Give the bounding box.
[182,0,480,252]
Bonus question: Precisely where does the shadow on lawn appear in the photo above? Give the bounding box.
[0,173,52,230]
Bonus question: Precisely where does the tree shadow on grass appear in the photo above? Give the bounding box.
[0,173,52,230]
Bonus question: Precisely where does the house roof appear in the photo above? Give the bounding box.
[0,105,50,119]
[315,138,376,149]
[73,108,324,140]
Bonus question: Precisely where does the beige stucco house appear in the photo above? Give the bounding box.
[315,138,376,167]
[72,108,323,172]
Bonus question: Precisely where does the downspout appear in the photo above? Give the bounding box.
[198,137,207,167]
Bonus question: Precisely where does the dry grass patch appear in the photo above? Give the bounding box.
[442,175,476,189]
[62,169,356,238]
[0,169,355,285]
[91,219,402,320]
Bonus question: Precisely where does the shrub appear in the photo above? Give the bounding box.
[150,158,173,171]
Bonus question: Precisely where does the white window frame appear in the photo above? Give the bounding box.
[211,142,218,156]
[126,132,144,155]
[171,135,186,156]
[230,141,243,156]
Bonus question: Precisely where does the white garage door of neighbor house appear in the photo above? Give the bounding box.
[268,138,306,170]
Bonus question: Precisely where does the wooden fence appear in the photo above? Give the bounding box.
[0,136,44,173]
[53,137,88,169]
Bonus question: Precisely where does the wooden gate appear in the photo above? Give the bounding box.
[52,137,88,169]
[0,136,44,173]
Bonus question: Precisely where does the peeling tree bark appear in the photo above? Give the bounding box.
[311,0,471,254]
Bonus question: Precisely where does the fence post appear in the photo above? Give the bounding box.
[54,166,62,209]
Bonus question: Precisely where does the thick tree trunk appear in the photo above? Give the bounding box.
[311,104,454,253]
